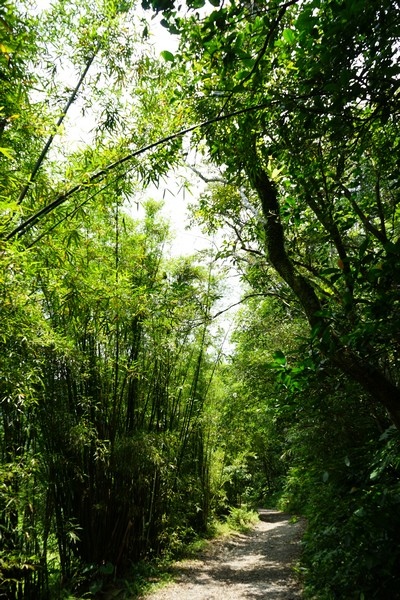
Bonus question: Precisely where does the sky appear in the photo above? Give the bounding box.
[128,6,216,257]
[33,0,214,257]
[31,0,243,343]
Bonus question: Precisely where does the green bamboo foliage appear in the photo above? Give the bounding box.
[0,185,224,598]
[0,1,224,595]
[0,198,218,595]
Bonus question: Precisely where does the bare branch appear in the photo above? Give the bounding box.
[211,291,291,320]
[189,165,225,184]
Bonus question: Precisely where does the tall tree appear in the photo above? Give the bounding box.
[0,1,225,595]
[144,0,400,426]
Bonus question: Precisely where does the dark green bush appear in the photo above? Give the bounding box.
[297,427,400,599]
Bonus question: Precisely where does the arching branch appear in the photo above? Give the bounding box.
[5,101,271,240]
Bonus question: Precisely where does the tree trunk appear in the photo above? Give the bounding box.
[249,165,400,428]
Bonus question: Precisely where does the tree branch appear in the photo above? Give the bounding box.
[5,101,272,241]
[249,164,322,326]
[189,165,225,184]
[240,0,300,87]
[340,184,387,244]
[249,162,400,426]
[375,174,387,241]
[17,49,99,205]
[211,291,291,320]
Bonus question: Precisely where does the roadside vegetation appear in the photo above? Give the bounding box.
[1,0,400,598]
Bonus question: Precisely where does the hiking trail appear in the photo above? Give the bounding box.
[141,509,305,599]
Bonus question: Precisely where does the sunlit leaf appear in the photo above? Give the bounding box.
[160,50,175,62]
[0,147,14,160]
[282,29,296,44]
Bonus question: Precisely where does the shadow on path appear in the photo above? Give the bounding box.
[144,509,305,599]
[258,509,292,523]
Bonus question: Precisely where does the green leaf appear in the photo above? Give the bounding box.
[358,238,369,259]
[295,9,316,34]
[0,147,14,160]
[272,350,286,365]
[98,562,114,575]
[236,70,251,81]
[160,50,175,62]
[282,29,296,44]
[379,426,396,441]
[322,471,329,482]
[242,57,256,69]
[89,580,103,595]
[0,43,14,54]
[208,0,220,6]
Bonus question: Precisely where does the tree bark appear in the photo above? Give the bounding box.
[249,165,400,428]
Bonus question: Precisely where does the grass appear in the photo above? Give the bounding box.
[225,506,259,533]
[59,508,260,599]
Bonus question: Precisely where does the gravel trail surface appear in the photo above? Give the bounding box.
[141,509,304,599]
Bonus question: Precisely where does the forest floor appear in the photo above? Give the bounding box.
[139,509,305,600]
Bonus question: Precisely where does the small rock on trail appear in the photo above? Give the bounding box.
[141,509,305,599]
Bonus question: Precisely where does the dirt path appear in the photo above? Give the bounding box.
[141,509,305,600]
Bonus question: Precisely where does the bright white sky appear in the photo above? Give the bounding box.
[33,0,214,257]
[126,9,215,257]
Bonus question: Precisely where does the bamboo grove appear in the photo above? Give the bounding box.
[0,0,225,595]
[2,0,400,598]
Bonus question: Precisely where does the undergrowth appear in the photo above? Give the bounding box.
[62,507,259,599]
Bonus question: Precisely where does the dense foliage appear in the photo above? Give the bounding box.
[141,0,400,597]
[155,0,400,425]
[1,189,225,596]
[225,296,400,598]
[0,1,226,596]
[1,0,400,598]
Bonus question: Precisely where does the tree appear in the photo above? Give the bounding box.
[215,296,304,505]
[33,199,217,574]
[143,0,400,426]
[0,1,229,595]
